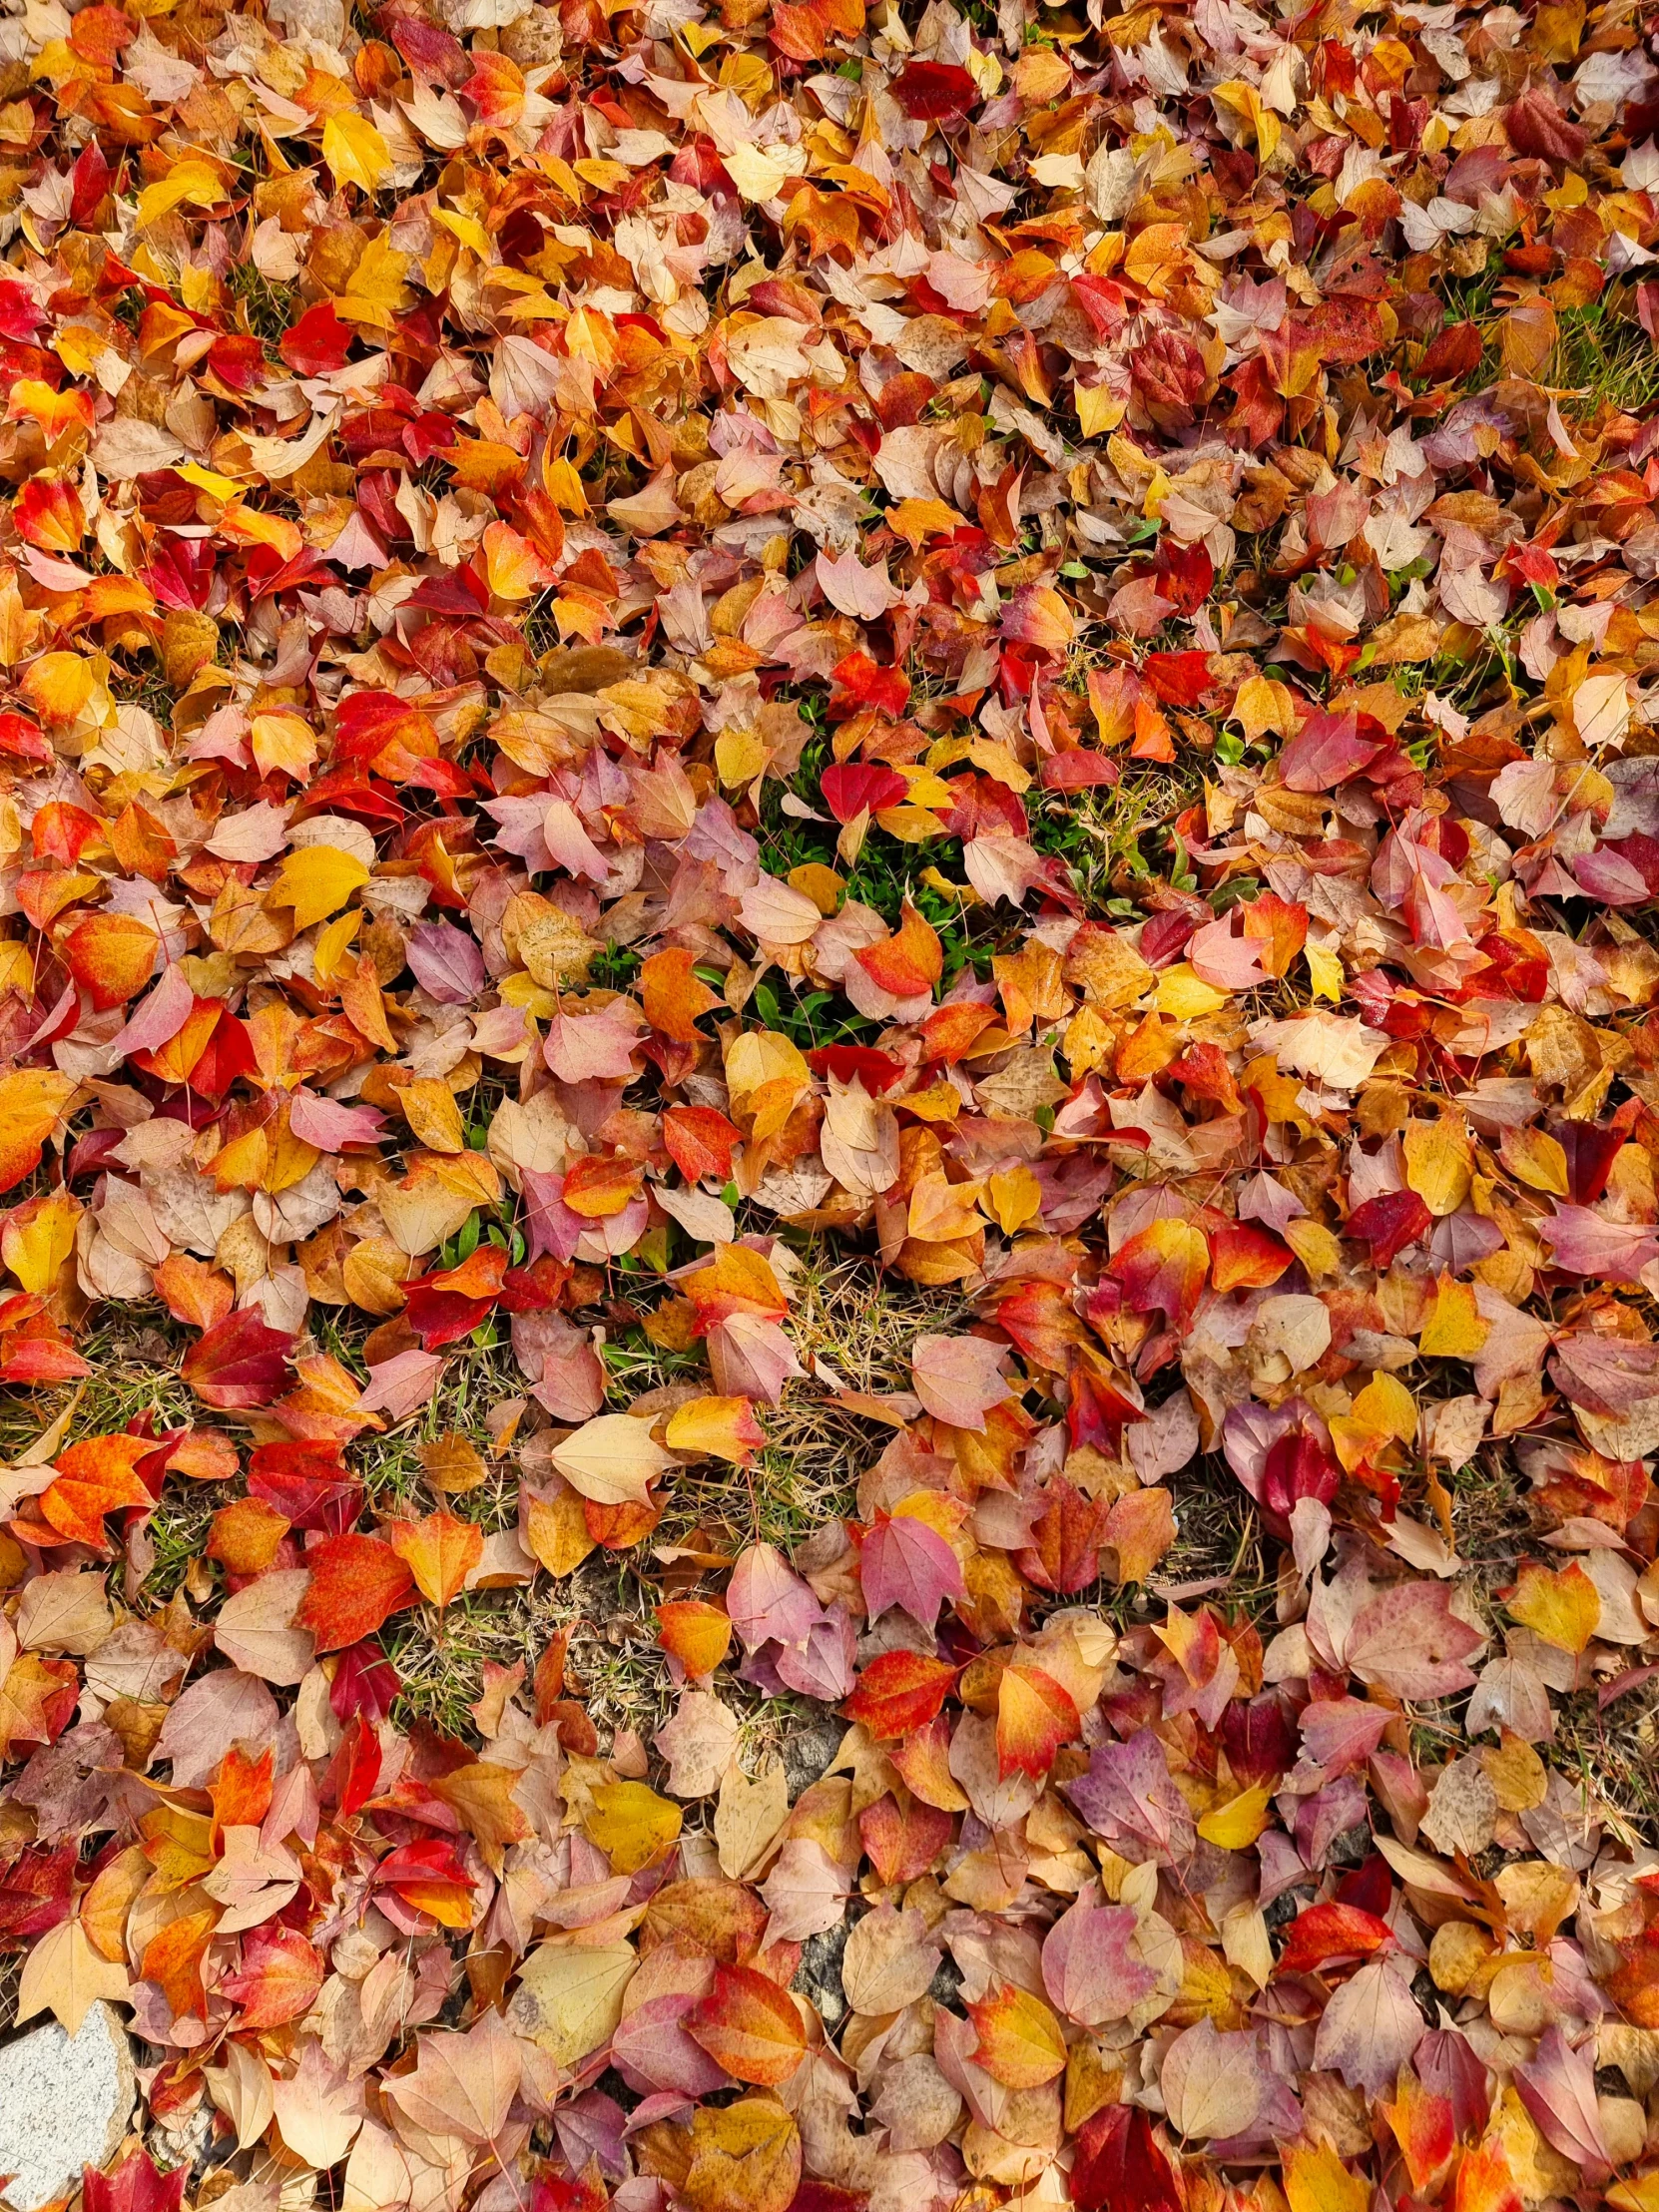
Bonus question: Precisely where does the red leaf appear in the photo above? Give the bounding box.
[1071,2105,1182,2212]
[891,60,977,119]
[1275,1902,1396,1975]
[841,1650,958,1739]
[182,1310,295,1409]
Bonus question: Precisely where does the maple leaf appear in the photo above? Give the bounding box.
[381,2012,521,2144]
[1,6,1656,2208]
[81,2151,186,2212]
[294,1535,416,1652]
[1072,2106,1183,2212]
[996,1661,1079,1779]
[181,1310,295,1409]
[15,1916,131,2034]
[840,1651,958,1739]
[384,1509,482,1609]
[686,1963,807,2086]
[681,2099,802,2212]
[38,1431,156,1548]
[858,1509,964,1629]
[967,1982,1067,2088]
[220,1926,324,2029]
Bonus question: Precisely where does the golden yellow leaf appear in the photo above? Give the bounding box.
[265,845,370,932]
[322,112,394,195]
[1418,1274,1490,1359]
[583,1780,683,1874]
[1403,1116,1473,1217]
[1197,1781,1275,1848]
[1505,1560,1600,1654]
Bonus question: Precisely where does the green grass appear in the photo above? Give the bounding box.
[1548,294,1659,419]
[230,258,294,359]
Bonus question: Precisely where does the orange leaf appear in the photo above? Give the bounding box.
[151,1252,236,1331]
[208,1497,290,1577]
[966,1981,1068,2087]
[0,1070,77,1196]
[220,1925,323,2029]
[140,1905,219,2020]
[562,1153,646,1218]
[40,1431,155,1548]
[841,1650,958,1739]
[0,1652,79,1759]
[294,1533,416,1651]
[683,2099,802,2212]
[1381,2069,1456,2195]
[429,1761,532,1872]
[640,946,721,1043]
[385,1509,483,1609]
[209,1745,275,1839]
[656,1600,733,1679]
[854,901,943,1000]
[687,1963,807,2084]
[996,1661,1079,1780]
[60,910,159,1009]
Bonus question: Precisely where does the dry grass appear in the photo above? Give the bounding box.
[0,1243,963,1753]
[5,1237,1655,1847]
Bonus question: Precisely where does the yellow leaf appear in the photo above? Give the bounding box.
[665,1394,765,1466]
[1212,80,1280,161]
[716,727,770,790]
[1233,674,1295,744]
[1284,1217,1341,1282]
[313,908,361,984]
[1499,1124,1569,1197]
[542,456,590,515]
[431,204,494,259]
[1075,383,1126,437]
[1285,2139,1371,2212]
[1418,1274,1490,1359]
[399,1077,465,1155]
[135,157,228,229]
[583,1780,683,1874]
[1352,1370,1417,1447]
[1305,939,1344,1002]
[21,651,96,725]
[1403,1116,1473,1217]
[1197,1781,1275,1848]
[1,1188,80,1294]
[984,1165,1044,1234]
[176,460,243,501]
[1156,962,1230,1018]
[514,1941,638,2063]
[336,235,414,327]
[523,1485,596,1577]
[251,710,318,782]
[266,845,370,932]
[322,111,393,195]
[1505,1559,1600,1654]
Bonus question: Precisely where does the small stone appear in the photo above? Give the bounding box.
[0,2002,136,2212]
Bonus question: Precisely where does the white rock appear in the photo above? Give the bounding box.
[0,2001,135,2212]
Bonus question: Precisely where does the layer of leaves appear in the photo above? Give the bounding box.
[2,1,1659,2212]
